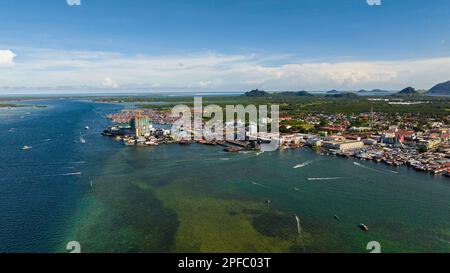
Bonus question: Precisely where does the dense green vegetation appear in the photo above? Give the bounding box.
[130,97,448,116]
[95,93,449,119]
[0,104,28,108]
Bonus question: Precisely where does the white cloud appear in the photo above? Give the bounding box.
[0,50,16,66]
[101,77,119,89]
[1,47,450,92]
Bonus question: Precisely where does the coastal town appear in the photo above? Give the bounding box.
[102,107,450,178]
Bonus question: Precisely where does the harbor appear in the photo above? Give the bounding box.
[2,99,449,253]
[102,109,450,177]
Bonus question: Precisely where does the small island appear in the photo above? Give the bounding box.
[0,103,47,108]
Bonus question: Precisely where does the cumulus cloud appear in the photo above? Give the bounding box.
[1,47,450,91]
[101,77,119,89]
[0,50,16,66]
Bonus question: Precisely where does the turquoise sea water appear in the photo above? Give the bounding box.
[0,100,449,253]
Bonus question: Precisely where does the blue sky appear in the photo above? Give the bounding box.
[1,0,450,92]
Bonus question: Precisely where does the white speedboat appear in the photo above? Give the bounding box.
[22,145,33,150]
[293,161,312,169]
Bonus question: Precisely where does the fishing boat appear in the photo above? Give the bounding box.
[22,145,32,150]
[334,215,340,221]
[224,147,243,153]
[85,126,90,130]
[359,223,369,231]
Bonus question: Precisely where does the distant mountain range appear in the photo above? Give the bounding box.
[394,86,420,96]
[244,89,270,97]
[244,80,450,98]
[244,89,313,97]
[428,80,450,96]
[358,89,390,94]
[392,80,450,97]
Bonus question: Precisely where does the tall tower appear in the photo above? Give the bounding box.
[135,111,142,136]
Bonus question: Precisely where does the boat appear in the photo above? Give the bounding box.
[22,145,33,150]
[85,126,90,130]
[293,161,312,169]
[224,147,243,153]
[124,140,136,146]
[80,136,86,144]
[359,223,369,231]
[334,215,340,221]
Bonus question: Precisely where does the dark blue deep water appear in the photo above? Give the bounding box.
[0,100,122,252]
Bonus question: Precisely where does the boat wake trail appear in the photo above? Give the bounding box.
[34,172,83,178]
[0,172,84,181]
[353,162,395,175]
[293,161,313,169]
[2,161,87,168]
[307,177,344,181]
[295,215,302,238]
[251,181,271,189]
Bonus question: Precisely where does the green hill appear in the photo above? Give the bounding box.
[244,89,270,97]
[428,80,450,96]
[394,87,420,96]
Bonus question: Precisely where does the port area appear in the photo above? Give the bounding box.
[101,117,262,152]
[102,111,449,175]
[102,126,261,153]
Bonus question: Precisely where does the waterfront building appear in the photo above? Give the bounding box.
[322,141,365,151]
[134,114,153,137]
[280,134,302,145]
[307,139,322,147]
[324,135,346,142]
[419,139,441,151]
